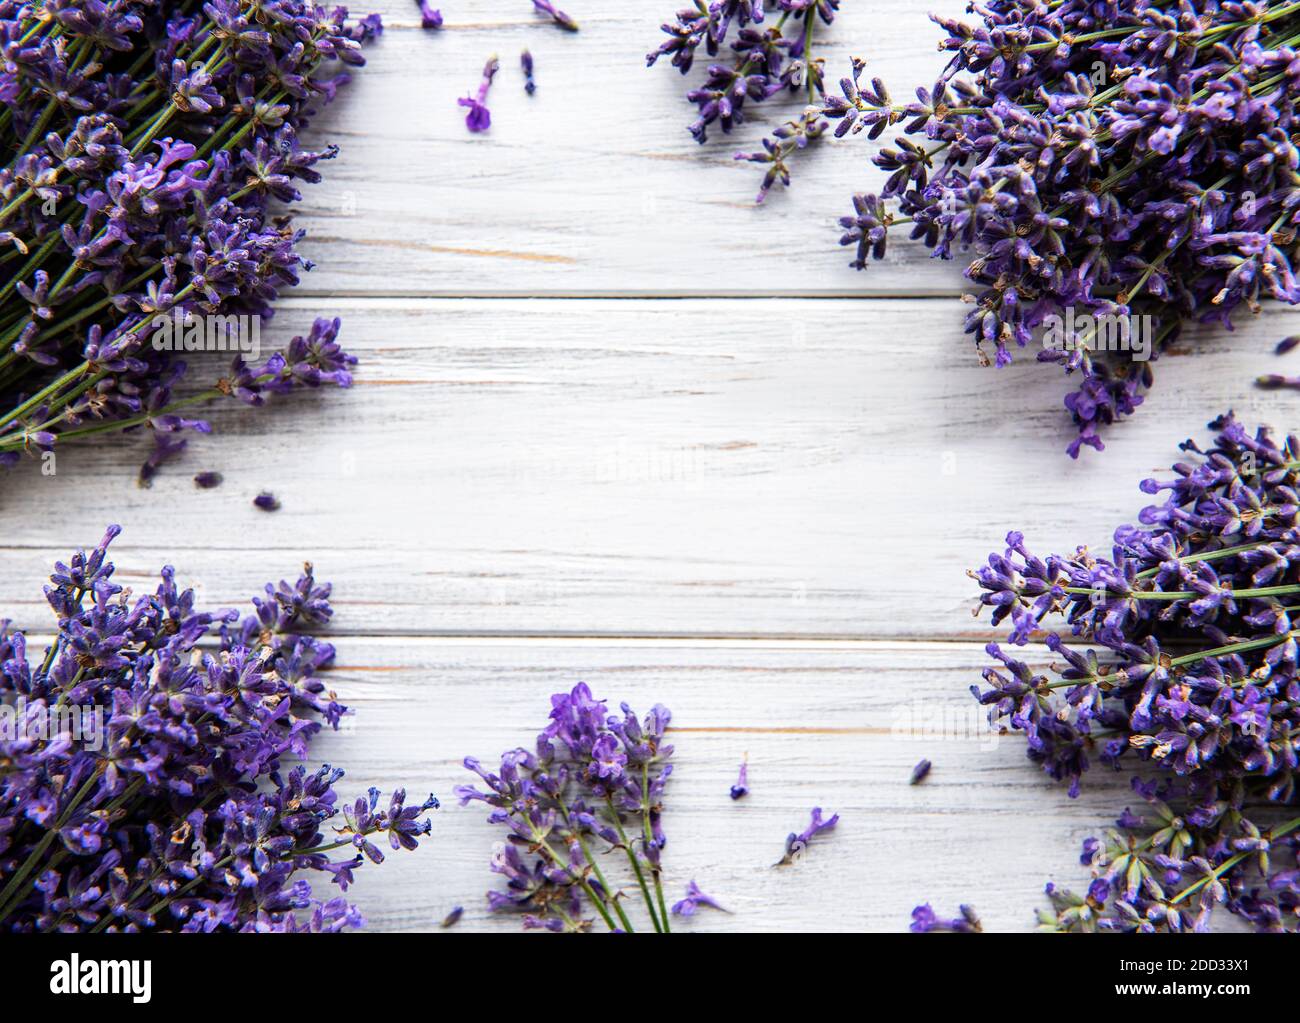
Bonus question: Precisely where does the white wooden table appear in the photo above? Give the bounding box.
[1,1,1295,932]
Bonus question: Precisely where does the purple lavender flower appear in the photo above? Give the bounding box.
[729,755,749,799]
[0,1,380,480]
[416,0,443,29]
[193,471,223,489]
[531,0,578,32]
[776,806,839,866]
[910,904,981,933]
[649,0,837,200]
[253,491,281,512]
[459,683,676,932]
[0,529,436,931]
[671,880,727,917]
[441,905,464,927]
[909,759,931,785]
[974,413,1300,932]
[829,2,1300,453]
[459,56,500,133]
[521,50,536,95]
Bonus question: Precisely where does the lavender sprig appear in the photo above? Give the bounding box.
[972,412,1300,931]
[0,0,380,480]
[648,1,839,202]
[831,0,1300,455]
[456,683,674,933]
[0,527,437,931]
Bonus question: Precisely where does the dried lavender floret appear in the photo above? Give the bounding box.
[909,758,931,785]
[193,471,223,489]
[522,50,536,95]
[0,528,437,931]
[775,806,838,866]
[972,413,1300,931]
[730,755,749,799]
[459,56,500,133]
[416,0,443,29]
[532,0,578,32]
[253,491,280,512]
[911,904,981,933]
[671,880,727,916]
[440,905,464,927]
[829,1,1300,455]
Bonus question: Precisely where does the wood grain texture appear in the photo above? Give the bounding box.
[0,298,1290,638]
[288,0,985,297]
[305,637,1132,933]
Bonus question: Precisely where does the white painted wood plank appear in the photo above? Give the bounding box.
[1,297,1293,638]
[290,0,980,296]
[294,637,1132,932]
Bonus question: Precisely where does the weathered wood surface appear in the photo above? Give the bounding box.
[310,638,1131,933]
[0,299,1290,639]
[290,0,984,296]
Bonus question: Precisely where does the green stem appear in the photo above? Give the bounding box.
[1169,815,1300,905]
[604,795,663,933]
[555,792,635,933]
[640,763,671,932]
[0,769,100,924]
[1063,583,1300,601]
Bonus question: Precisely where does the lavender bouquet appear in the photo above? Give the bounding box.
[972,413,1300,931]
[831,0,1300,456]
[0,525,437,932]
[648,0,840,203]
[456,683,675,932]
[0,0,379,482]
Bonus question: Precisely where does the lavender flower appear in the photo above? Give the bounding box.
[253,491,281,512]
[730,755,749,799]
[648,1,838,201]
[0,529,437,931]
[522,50,536,95]
[830,1,1300,455]
[532,0,578,32]
[458,683,675,932]
[671,880,727,916]
[910,904,981,933]
[909,759,931,785]
[0,1,380,481]
[973,413,1300,931]
[775,806,838,866]
[459,56,500,133]
[441,905,463,927]
[416,0,443,29]
[193,472,223,489]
